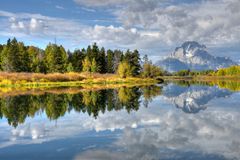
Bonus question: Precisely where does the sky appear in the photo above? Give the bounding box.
[0,0,239,61]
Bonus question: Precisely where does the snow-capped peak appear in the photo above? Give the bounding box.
[156,41,237,72]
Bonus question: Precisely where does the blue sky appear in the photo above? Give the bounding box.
[0,0,239,61]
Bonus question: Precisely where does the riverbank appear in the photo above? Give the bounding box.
[0,72,158,88]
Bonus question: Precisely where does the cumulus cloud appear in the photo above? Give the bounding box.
[119,0,240,45]
[82,25,140,46]
[0,10,144,49]
[74,0,240,47]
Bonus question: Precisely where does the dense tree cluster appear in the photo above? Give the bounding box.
[0,38,146,77]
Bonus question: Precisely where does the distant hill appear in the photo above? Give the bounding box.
[156,41,237,72]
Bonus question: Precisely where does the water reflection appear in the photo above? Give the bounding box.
[76,107,240,160]
[0,82,239,160]
[0,85,162,127]
[162,83,233,113]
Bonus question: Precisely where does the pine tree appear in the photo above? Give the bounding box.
[70,49,85,72]
[43,44,67,73]
[98,47,106,73]
[86,45,92,59]
[55,45,68,73]
[1,38,28,72]
[18,42,32,72]
[106,49,114,73]
[130,49,141,76]
[0,44,9,71]
[91,43,99,60]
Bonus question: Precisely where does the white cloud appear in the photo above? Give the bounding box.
[118,0,240,45]
[74,0,240,47]
[82,25,140,46]
[0,10,143,49]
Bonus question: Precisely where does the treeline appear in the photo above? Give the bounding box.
[0,86,162,127]
[172,69,215,76]
[172,66,240,77]
[0,38,163,78]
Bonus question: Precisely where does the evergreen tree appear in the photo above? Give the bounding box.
[43,44,67,73]
[91,43,99,60]
[123,49,141,76]
[55,45,68,73]
[86,45,92,59]
[1,38,16,71]
[106,49,114,73]
[17,42,30,72]
[1,38,30,72]
[98,47,106,73]
[70,49,85,72]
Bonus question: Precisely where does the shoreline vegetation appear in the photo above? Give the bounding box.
[0,72,158,88]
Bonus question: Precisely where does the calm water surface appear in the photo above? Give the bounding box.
[0,82,239,160]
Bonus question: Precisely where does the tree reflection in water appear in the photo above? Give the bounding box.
[0,85,162,127]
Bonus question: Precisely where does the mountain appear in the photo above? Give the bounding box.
[156,41,237,72]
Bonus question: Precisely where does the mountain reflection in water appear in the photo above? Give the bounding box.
[0,81,239,160]
[162,83,232,113]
